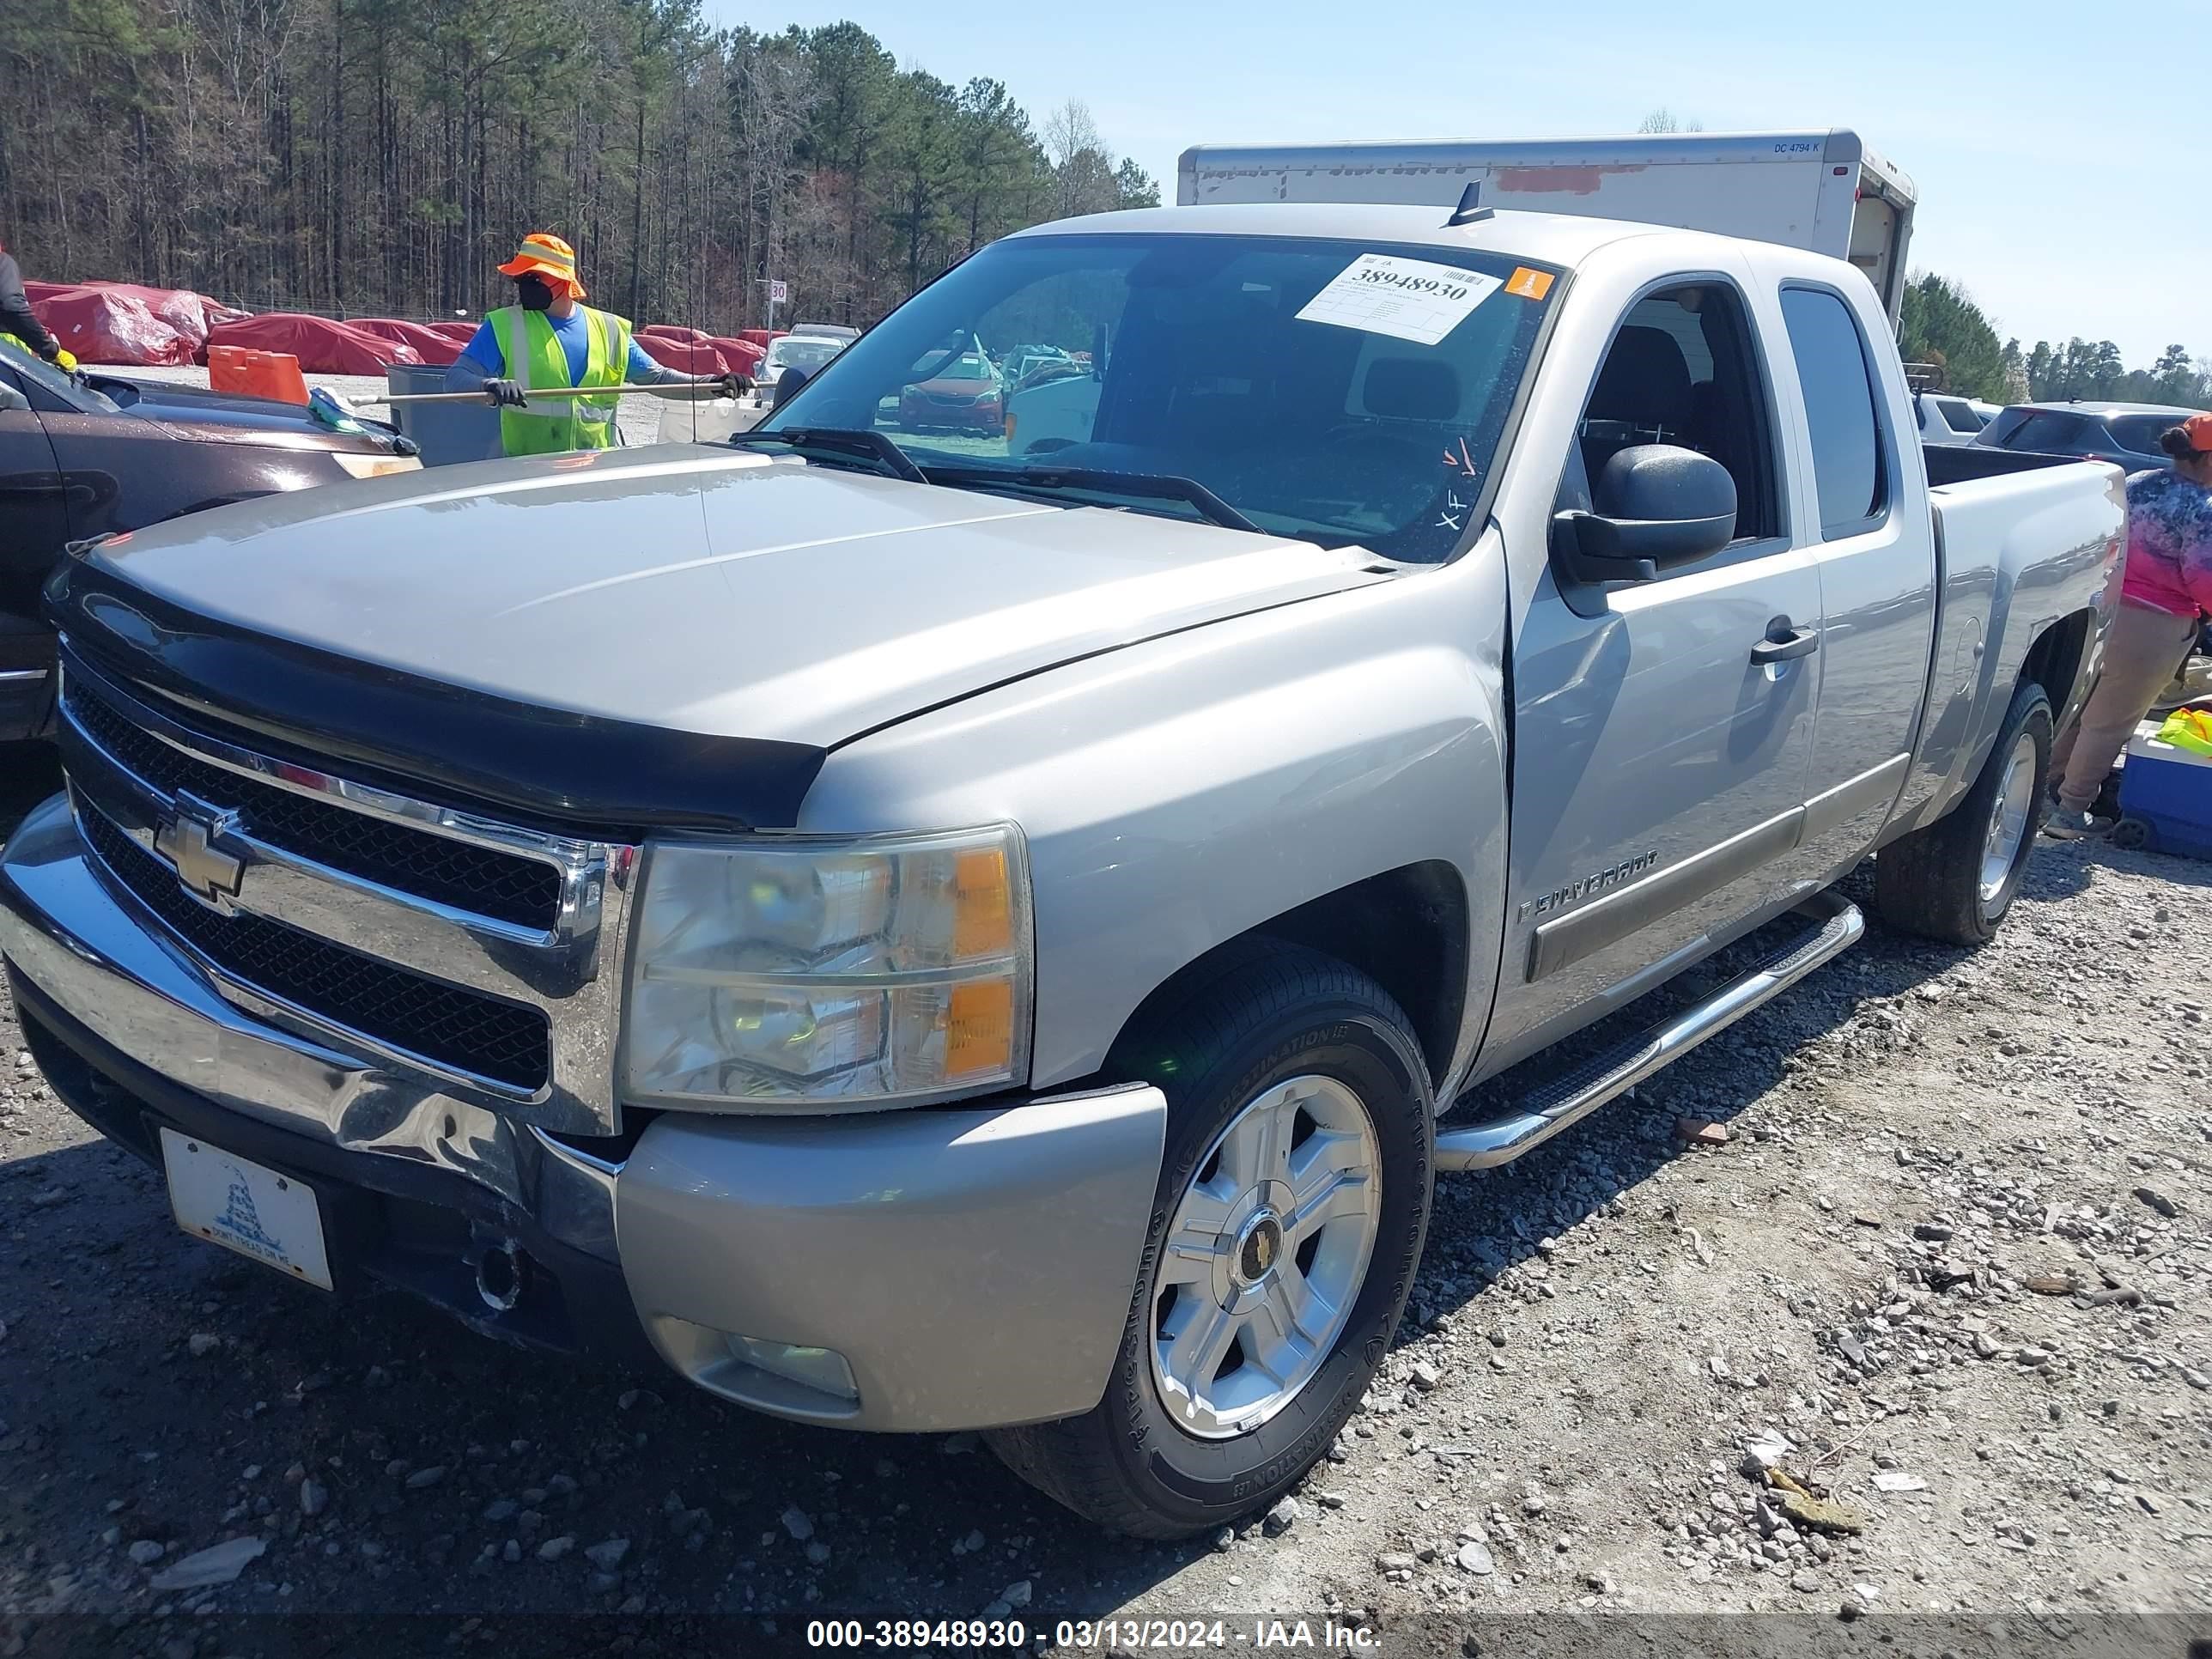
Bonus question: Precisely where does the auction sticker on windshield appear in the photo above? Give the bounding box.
[1296,252,1504,346]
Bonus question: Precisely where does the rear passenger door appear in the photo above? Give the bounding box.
[1771,283,1936,874]
[1489,274,1827,1063]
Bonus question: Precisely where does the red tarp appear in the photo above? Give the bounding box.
[206,313,422,374]
[714,336,766,376]
[27,280,247,365]
[634,336,725,374]
[33,286,199,366]
[346,318,465,367]
[27,276,763,378]
[634,333,764,378]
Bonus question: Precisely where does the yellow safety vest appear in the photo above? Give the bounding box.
[489,304,633,456]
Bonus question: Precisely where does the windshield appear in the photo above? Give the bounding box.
[762,232,1559,560]
[768,337,842,374]
[920,350,994,382]
[0,336,118,414]
[2110,413,2196,457]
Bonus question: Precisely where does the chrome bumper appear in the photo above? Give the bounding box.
[0,793,1166,1432]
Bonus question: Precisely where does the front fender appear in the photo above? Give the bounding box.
[798,553,1510,1094]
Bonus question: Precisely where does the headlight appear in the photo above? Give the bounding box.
[623,824,1030,1110]
[331,452,422,479]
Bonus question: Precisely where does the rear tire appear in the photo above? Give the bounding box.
[988,940,1433,1538]
[1875,679,2052,945]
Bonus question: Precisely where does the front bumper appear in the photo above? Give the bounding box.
[0,793,1165,1431]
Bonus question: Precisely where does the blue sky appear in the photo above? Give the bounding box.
[714,1,2208,368]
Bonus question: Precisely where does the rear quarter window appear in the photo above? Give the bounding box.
[2008,411,2090,453]
[1779,287,1888,538]
[2106,413,2187,457]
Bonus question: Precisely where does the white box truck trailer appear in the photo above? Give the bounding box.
[1176,129,1917,326]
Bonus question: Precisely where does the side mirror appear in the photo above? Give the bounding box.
[770,365,808,411]
[1552,444,1736,586]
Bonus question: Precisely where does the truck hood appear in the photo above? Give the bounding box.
[68,445,1389,749]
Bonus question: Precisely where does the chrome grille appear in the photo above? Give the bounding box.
[64,679,562,930]
[54,651,637,1132]
[80,806,551,1091]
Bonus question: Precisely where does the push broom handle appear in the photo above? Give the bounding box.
[362,383,685,406]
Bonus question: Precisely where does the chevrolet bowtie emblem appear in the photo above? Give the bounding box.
[155,798,246,910]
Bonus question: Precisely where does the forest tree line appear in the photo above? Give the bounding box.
[0,3,1159,332]
[1901,274,2210,410]
[6,21,2202,405]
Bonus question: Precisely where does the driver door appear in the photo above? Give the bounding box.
[1481,277,1826,1066]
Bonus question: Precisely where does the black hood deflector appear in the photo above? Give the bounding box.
[48,559,824,837]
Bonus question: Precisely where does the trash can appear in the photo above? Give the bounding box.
[385,362,501,467]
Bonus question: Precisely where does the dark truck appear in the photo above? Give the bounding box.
[0,343,419,739]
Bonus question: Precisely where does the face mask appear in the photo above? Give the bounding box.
[517,275,555,312]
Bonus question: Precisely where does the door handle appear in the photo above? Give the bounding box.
[1750,623,1820,665]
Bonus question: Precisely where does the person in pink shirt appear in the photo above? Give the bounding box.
[2046,411,2212,836]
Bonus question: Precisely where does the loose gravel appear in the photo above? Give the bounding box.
[1,738,2207,1652]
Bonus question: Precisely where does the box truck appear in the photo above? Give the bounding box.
[1177,129,1917,326]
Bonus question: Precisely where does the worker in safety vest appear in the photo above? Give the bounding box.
[446,232,750,456]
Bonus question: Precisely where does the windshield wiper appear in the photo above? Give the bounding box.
[927,465,1264,536]
[725,426,928,485]
[720,439,1266,538]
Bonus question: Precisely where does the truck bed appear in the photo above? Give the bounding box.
[1923,443,2101,485]
[1888,448,2126,840]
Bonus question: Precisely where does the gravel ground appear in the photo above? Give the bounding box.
[1,735,2208,1656]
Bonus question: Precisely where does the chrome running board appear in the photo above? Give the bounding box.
[1434,892,1863,1172]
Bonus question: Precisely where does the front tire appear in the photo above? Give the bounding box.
[1875,678,2052,945]
[988,941,1433,1538]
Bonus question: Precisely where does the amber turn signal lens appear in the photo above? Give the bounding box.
[945,978,1016,1080]
[951,848,1013,959]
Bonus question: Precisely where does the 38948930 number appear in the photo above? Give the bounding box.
[1352,265,1471,301]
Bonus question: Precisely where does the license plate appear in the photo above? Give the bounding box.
[159,1127,333,1291]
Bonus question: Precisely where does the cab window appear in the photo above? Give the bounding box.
[1559,282,1783,553]
[1779,286,1890,538]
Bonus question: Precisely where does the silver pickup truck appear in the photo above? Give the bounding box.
[0,203,2124,1539]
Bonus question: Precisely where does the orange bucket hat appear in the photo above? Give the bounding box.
[2181,411,2212,453]
[497,232,584,299]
